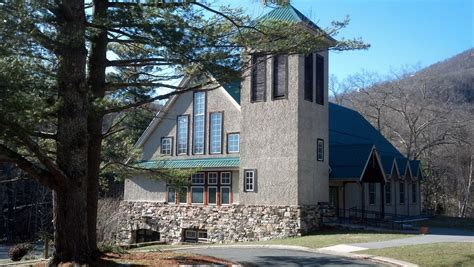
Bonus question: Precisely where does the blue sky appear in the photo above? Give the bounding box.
[219,0,473,80]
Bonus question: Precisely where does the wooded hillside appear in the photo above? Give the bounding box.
[331,48,474,217]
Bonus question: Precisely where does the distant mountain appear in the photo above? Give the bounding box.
[411,48,474,103]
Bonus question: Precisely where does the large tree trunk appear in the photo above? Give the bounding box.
[51,0,91,264]
[87,0,109,252]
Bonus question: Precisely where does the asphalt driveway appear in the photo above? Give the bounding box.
[178,247,382,266]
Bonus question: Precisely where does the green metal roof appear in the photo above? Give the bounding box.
[257,4,322,32]
[137,157,240,169]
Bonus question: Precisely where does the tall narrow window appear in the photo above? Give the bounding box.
[369,183,376,205]
[304,54,313,101]
[208,187,217,205]
[315,54,324,105]
[385,181,392,204]
[273,55,288,99]
[399,182,405,204]
[167,187,176,204]
[221,187,230,205]
[161,137,172,155]
[227,133,240,153]
[209,112,223,154]
[191,187,204,204]
[179,187,188,204]
[244,170,255,192]
[177,115,189,155]
[251,55,266,102]
[412,182,417,203]
[317,139,324,161]
[193,92,205,154]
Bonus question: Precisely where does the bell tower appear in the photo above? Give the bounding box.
[239,5,331,207]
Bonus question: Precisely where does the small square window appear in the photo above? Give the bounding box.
[208,172,218,185]
[221,172,231,185]
[191,173,205,184]
[161,137,172,155]
[185,229,196,239]
[317,139,324,162]
[244,170,255,192]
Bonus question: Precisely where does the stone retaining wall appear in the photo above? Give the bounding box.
[117,201,320,244]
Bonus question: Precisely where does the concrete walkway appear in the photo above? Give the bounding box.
[320,227,474,253]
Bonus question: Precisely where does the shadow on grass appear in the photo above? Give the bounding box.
[91,258,147,267]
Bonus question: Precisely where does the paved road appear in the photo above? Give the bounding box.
[179,247,382,266]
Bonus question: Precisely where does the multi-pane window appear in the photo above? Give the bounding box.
[385,181,392,204]
[244,170,255,192]
[193,92,205,154]
[273,55,288,99]
[369,183,376,205]
[412,182,417,203]
[179,187,188,204]
[209,112,223,154]
[208,187,217,205]
[167,187,176,204]
[161,137,172,155]
[191,187,204,204]
[177,115,189,155]
[191,173,205,184]
[251,55,266,102]
[221,187,230,205]
[304,53,313,101]
[317,139,324,161]
[227,133,240,153]
[399,182,405,204]
[208,172,218,185]
[315,54,324,105]
[221,172,231,185]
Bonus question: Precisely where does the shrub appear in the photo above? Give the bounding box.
[98,242,127,255]
[8,243,33,261]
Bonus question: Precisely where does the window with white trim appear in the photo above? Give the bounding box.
[208,186,217,205]
[317,139,324,161]
[244,170,255,192]
[177,115,189,155]
[221,186,231,205]
[167,187,176,204]
[210,112,222,154]
[220,172,231,185]
[208,172,218,185]
[369,183,376,205]
[191,186,204,204]
[399,182,405,204]
[227,133,240,153]
[161,137,172,155]
[179,187,188,204]
[191,173,205,184]
[193,92,205,154]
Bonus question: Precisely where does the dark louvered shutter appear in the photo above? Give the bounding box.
[316,54,324,105]
[273,55,288,98]
[251,55,266,102]
[304,54,313,101]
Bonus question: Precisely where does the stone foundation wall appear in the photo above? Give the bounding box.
[117,201,320,244]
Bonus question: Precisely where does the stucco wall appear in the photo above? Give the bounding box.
[298,50,329,205]
[239,54,300,206]
[141,85,241,161]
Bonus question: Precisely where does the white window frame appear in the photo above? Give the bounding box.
[167,186,176,204]
[317,139,324,162]
[220,172,231,185]
[161,137,172,155]
[177,115,189,155]
[191,186,205,204]
[178,187,188,205]
[185,229,196,239]
[244,170,255,192]
[207,186,218,205]
[220,186,231,205]
[191,173,205,185]
[198,231,208,242]
[227,133,240,153]
[208,172,218,185]
[209,112,223,154]
[193,92,206,155]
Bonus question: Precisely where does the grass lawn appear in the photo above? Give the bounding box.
[412,216,474,232]
[134,229,414,251]
[249,230,413,249]
[358,242,474,267]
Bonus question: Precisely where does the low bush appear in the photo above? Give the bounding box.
[8,243,33,261]
[98,242,127,255]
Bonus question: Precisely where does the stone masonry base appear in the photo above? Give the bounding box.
[117,201,320,244]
